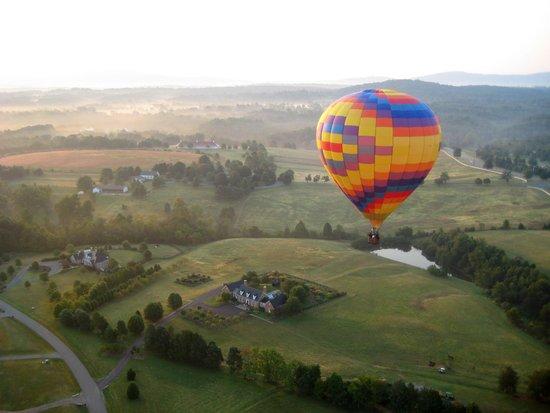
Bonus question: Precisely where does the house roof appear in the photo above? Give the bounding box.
[235,284,263,302]
[223,280,243,291]
[95,251,109,263]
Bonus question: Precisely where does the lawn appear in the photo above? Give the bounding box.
[104,357,338,413]
[0,318,52,355]
[0,149,200,172]
[474,230,550,274]
[0,359,79,411]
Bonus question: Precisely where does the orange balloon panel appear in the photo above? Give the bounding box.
[316,89,441,228]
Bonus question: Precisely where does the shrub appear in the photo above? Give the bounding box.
[127,368,137,381]
[168,292,183,310]
[128,312,145,335]
[144,302,164,322]
[498,366,519,394]
[527,369,550,402]
[127,382,140,400]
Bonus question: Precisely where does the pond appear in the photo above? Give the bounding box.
[371,247,438,270]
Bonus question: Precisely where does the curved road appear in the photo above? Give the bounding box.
[0,299,106,413]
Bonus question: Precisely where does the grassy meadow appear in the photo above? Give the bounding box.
[19,237,541,413]
[0,359,79,410]
[104,357,338,413]
[474,230,550,274]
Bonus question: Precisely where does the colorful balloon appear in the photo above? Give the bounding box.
[316,89,441,235]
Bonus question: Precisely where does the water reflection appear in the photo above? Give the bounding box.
[371,247,438,270]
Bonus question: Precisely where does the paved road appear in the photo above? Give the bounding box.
[0,299,106,413]
[0,353,59,362]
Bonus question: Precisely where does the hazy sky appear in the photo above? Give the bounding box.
[1,0,550,87]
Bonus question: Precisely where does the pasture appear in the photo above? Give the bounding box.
[0,149,199,172]
[5,148,549,233]
[2,238,549,412]
[156,238,548,413]
[0,359,79,411]
[474,230,550,274]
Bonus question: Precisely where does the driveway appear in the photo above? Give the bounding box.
[189,287,246,316]
[0,299,106,413]
[5,261,62,290]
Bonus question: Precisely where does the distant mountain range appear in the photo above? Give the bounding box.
[2,71,549,90]
[417,71,550,87]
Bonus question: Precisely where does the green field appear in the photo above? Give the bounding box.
[104,357,337,413]
[3,238,550,412]
[151,238,548,413]
[11,149,548,234]
[474,230,550,274]
[0,359,79,410]
[0,318,52,355]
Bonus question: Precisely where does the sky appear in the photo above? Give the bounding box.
[1,0,550,88]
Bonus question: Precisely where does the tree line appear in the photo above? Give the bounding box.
[144,325,482,412]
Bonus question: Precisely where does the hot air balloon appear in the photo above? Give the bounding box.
[316,89,441,245]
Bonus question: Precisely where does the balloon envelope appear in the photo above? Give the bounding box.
[316,89,441,229]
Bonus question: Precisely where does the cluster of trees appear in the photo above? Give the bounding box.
[58,306,144,352]
[415,229,550,342]
[304,174,330,183]
[0,165,43,181]
[53,262,162,319]
[144,321,484,411]
[498,366,550,403]
[283,221,356,240]
[145,325,223,369]
[477,142,549,179]
[0,196,216,252]
[145,142,293,199]
[474,178,491,185]
[5,184,52,223]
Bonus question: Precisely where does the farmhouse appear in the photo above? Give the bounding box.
[93,184,128,194]
[70,249,109,272]
[222,280,287,313]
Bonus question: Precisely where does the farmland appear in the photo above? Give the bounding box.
[0,149,199,172]
[2,239,549,411]
[5,147,549,234]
